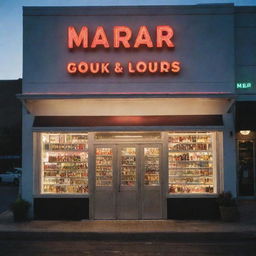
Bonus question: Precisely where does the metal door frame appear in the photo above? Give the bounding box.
[92,140,165,219]
[117,144,140,219]
[93,144,117,219]
[140,143,164,219]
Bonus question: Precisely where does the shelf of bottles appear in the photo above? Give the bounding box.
[168,132,215,194]
[95,148,113,186]
[41,133,88,194]
[120,147,136,186]
[144,147,160,186]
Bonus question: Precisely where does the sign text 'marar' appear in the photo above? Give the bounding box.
[68,25,175,49]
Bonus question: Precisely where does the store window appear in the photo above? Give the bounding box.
[40,133,88,194]
[238,140,254,196]
[168,132,216,194]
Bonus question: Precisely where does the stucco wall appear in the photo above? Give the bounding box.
[23,5,235,94]
[235,7,256,94]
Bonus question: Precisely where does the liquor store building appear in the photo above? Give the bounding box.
[19,4,256,220]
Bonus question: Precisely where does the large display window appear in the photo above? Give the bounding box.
[40,133,88,194]
[39,131,219,196]
[168,132,216,194]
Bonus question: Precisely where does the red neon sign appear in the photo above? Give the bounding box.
[67,25,181,76]
[68,25,175,49]
[113,26,132,48]
[67,61,181,74]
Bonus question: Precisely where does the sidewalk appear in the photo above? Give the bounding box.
[0,210,256,241]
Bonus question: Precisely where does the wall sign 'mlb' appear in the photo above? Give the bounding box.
[66,25,181,75]
[236,82,253,89]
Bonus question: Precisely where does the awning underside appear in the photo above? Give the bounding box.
[33,115,223,127]
[23,98,232,116]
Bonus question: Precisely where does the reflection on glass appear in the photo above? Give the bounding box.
[41,133,88,194]
[168,132,214,194]
[144,147,160,186]
[238,141,254,196]
[120,148,136,186]
[95,148,113,186]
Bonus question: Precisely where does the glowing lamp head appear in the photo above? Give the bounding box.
[240,130,251,135]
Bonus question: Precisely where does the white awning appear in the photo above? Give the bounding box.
[18,94,234,116]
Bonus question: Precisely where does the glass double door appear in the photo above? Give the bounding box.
[94,144,162,219]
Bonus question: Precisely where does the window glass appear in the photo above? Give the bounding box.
[238,141,254,196]
[41,133,88,194]
[95,148,113,186]
[144,147,160,186]
[120,147,136,186]
[168,132,215,194]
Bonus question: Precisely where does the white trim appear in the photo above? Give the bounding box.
[18,93,235,100]
[33,194,89,198]
[167,194,218,198]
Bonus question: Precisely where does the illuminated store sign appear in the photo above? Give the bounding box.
[67,25,181,75]
[68,26,175,49]
[236,82,252,89]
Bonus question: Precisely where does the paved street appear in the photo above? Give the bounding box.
[0,184,18,213]
[0,240,256,256]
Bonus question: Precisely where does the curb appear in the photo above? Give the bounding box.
[0,231,256,241]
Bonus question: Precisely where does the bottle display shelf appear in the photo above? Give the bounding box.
[41,133,89,194]
[168,133,215,194]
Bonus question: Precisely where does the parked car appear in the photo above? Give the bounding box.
[13,168,22,175]
[0,168,22,185]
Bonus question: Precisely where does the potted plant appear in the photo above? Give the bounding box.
[10,196,31,222]
[216,191,239,222]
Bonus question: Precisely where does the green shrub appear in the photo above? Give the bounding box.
[10,197,31,222]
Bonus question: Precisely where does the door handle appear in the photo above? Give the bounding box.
[118,184,121,192]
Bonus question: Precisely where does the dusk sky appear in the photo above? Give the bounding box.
[0,0,255,79]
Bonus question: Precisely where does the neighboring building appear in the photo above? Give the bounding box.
[20,4,256,220]
[235,7,256,198]
[0,79,22,170]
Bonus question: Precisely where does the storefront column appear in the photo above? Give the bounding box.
[21,107,34,217]
[223,112,237,196]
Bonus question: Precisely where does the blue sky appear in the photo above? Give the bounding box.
[0,0,255,79]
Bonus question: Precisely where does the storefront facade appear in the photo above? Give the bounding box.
[20,4,256,220]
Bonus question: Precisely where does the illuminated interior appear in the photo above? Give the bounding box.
[39,131,217,195]
[95,132,161,140]
[168,132,216,194]
[41,133,88,194]
[240,130,251,135]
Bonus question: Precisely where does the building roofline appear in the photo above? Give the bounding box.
[23,4,235,16]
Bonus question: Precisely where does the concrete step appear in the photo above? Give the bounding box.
[238,200,256,223]
[1,209,256,241]
[0,230,256,241]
